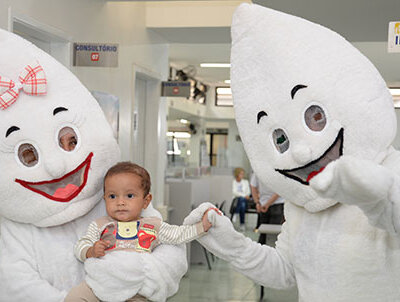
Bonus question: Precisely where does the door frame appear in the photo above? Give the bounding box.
[8,8,72,67]
[131,64,166,206]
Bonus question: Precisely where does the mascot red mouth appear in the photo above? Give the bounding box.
[15,152,93,202]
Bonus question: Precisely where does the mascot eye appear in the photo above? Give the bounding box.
[58,127,78,152]
[18,143,39,167]
[305,105,326,131]
[272,129,289,153]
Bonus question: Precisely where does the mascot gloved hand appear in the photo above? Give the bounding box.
[183,202,246,262]
[311,155,400,234]
[184,202,296,288]
[0,29,186,302]
[183,202,238,260]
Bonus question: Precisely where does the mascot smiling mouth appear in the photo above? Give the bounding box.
[15,152,93,202]
[276,129,343,185]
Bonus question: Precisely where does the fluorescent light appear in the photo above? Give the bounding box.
[216,87,233,106]
[174,132,191,138]
[179,119,189,124]
[200,63,231,68]
[167,131,191,138]
[224,80,231,84]
[167,150,182,155]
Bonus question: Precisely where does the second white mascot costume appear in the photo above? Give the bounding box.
[0,29,186,302]
[185,4,400,301]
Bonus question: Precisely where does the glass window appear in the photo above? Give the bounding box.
[215,87,233,107]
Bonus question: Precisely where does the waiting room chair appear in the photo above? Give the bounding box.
[229,197,257,221]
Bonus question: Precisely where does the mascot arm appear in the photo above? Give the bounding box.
[184,203,296,289]
[85,238,187,302]
[311,155,400,234]
[0,220,67,302]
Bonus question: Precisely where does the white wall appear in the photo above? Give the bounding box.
[226,120,252,175]
[0,0,170,206]
[353,42,400,85]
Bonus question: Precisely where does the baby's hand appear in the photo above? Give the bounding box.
[202,208,222,232]
[87,240,110,258]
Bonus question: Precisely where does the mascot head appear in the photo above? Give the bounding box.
[231,4,396,212]
[0,29,120,227]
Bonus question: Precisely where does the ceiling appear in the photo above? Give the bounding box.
[254,0,400,42]
[149,0,400,85]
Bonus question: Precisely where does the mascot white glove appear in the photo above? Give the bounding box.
[311,155,400,234]
[184,203,296,288]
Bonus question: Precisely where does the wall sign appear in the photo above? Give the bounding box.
[388,21,400,53]
[161,81,191,97]
[73,43,119,67]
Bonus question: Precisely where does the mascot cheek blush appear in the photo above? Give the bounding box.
[184,4,400,301]
[0,29,186,302]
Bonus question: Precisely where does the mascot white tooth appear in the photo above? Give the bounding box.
[0,29,186,302]
[185,3,400,301]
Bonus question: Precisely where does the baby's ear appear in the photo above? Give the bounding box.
[143,193,152,209]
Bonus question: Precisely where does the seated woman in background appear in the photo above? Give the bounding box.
[232,167,251,231]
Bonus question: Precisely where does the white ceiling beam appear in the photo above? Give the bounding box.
[145,1,250,28]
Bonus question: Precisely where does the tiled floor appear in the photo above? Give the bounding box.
[168,217,298,302]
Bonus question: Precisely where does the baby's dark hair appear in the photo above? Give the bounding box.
[104,162,151,196]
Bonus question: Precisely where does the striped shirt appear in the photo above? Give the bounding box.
[74,217,204,262]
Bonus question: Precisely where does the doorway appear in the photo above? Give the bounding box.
[9,10,71,67]
[131,64,165,206]
[132,77,147,166]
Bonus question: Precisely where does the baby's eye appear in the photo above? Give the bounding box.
[108,194,116,199]
[127,193,135,199]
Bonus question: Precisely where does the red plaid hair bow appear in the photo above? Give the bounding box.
[0,61,47,110]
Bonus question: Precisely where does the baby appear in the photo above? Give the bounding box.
[66,162,215,302]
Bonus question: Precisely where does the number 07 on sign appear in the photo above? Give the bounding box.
[388,21,400,53]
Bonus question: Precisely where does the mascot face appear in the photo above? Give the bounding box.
[0,29,120,226]
[231,4,397,212]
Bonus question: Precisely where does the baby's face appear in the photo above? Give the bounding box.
[104,173,151,222]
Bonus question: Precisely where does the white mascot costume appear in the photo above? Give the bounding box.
[185,4,400,301]
[0,29,186,302]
